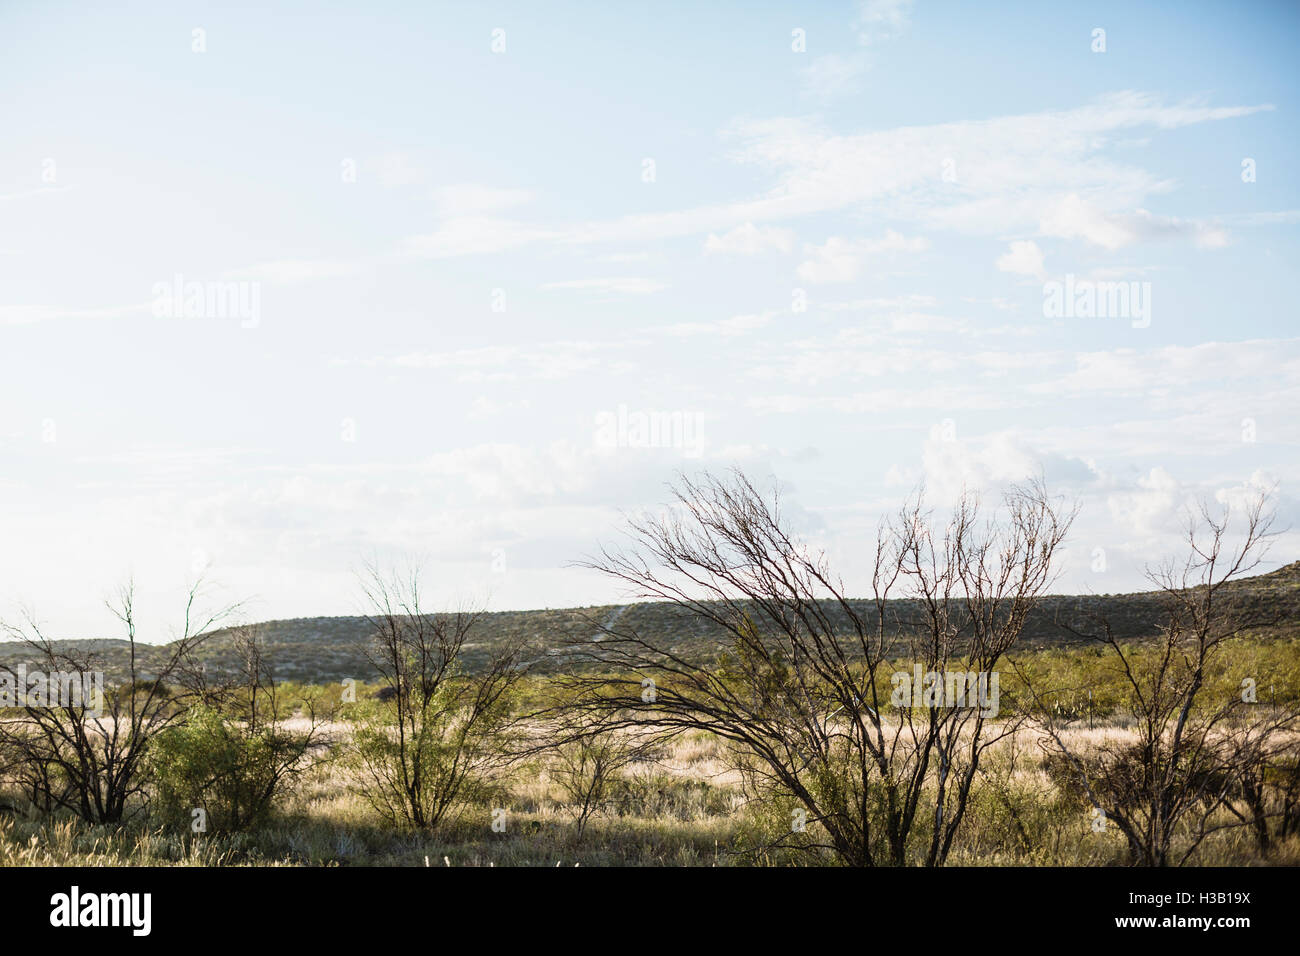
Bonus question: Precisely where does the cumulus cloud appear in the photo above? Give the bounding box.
[920,431,1102,503]
[996,240,1047,279]
[1107,467,1190,537]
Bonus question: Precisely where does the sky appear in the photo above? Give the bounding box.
[2,0,1298,640]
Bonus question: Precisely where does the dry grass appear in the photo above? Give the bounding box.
[2,719,1297,867]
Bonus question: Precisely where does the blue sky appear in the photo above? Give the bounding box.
[2,0,1298,639]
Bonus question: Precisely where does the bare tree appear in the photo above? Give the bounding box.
[546,712,661,839]
[1217,720,1300,857]
[0,579,237,824]
[1029,491,1298,865]
[561,469,1071,865]
[350,563,529,829]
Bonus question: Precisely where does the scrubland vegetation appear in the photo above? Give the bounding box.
[1,710,1297,867]
[2,471,1298,867]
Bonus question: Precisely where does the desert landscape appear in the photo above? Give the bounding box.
[2,473,1296,868]
[2,6,1296,942]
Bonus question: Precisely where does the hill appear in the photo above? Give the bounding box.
[4,561,1298,684]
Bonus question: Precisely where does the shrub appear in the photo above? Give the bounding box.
[151,705,319,833]
[349,565,528,830]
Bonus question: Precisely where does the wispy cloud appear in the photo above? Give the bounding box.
[397,94,1269,262]
[855,0,914,44]
[338,340,636,382]
[654,311,777,338]
[0,302,149,326]
[703,222,795,255]
[227,259,364,284]
[800,52,870,98]
[797,231,928,283]
[542,277,666,296]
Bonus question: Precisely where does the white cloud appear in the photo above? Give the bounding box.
[398,94,1268,261]
[1225,209,1300,226]
[0,302,149,325]
[921,431,1102,503]
[1130,209,1229,248]
[996,240,1046,279]
[431,184,533,216]
[401,185,547,258]
[823,294,939,311]
[801,53,870,98]
[402,216,559,258]
[1039,195,1230,250]
[375,152,425,187]
[468,396,532,420]
[703,222,795,255]
[656,311,775,337]
[1034,338,1298,395]
[344,340,632,382]
[856,0,913,44]
[796,231,928,283]
[0,186,68,203]
[731,93,1269,247]
[1107,466,1190,537]
[749,386,1015,414]
[598,251,652,262]
[542,277,665,296]
[227,259,362,284]
[1038,194,1136,250]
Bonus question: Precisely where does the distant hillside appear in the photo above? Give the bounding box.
[4,562,1298,684]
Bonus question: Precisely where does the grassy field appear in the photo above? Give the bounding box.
[3,710,1297,868]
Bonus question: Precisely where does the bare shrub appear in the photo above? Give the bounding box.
[561,469,1071,865]
[0,580,236,824]
[548,716,660,838]
[1028,491,1300,865]
[350,563,528,829]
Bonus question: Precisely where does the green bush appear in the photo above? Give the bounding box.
[150,705,315,833]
